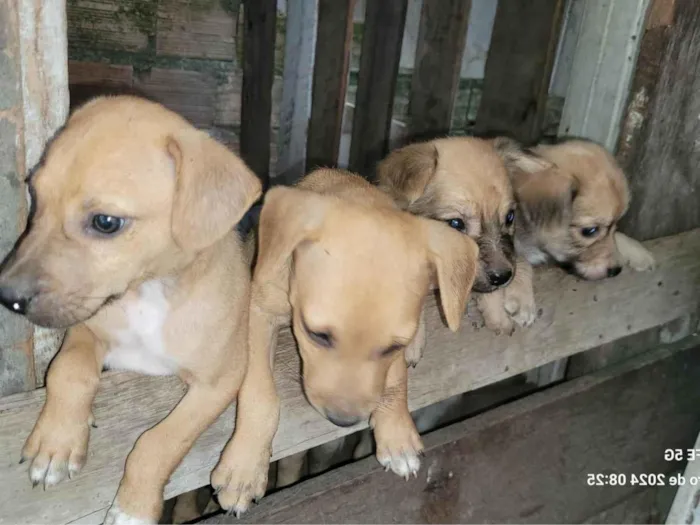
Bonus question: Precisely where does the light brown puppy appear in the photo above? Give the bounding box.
[0,96,261,524]
[377,136,525,341]
[210,169,479,515]
[482,137,656,331]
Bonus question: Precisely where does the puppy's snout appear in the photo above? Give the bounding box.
[607,266,622,278]
[487,268,513,287]
[0,285,32,315]
[325,410,361,428]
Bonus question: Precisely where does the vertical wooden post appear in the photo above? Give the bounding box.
[348,0,408,176]
[407,0,471,139]
[473,0,564,144]
[306,0,356,170]
[240,0,277,187]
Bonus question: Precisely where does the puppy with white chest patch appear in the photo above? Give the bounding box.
[0,96,261,524]
[209,169,479,515]
[377,136,528,341]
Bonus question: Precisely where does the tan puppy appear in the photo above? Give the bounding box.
[0,96,261,524]
[377,137,526,339]
[482,137,656,331]
[210,169,478,515]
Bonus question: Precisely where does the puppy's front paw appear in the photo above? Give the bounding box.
[104,501,155,525]
[372,413,423,480]
[615,232,656,272]
[211,443,270,516]
[21,410,92,488]
[504,288,537,328]
[476,294,514,335]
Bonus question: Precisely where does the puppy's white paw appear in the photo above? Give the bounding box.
[22,411,91,488]
[504,291,537,328]
[373,414,423,480]
[615,232,656,272]
[104,501,155,525]
[211,444,270,517]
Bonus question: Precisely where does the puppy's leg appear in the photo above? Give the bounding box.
[476,290,514,335]
[276,451,306,488]
[211,307,281,516]
[22,325,104,488]
[404,307,426,368]
[503,257,537,328]
[105,361,245,525]
[371,357,423,479]
[615,232,656,272]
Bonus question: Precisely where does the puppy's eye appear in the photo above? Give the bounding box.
[505,209,515,227]
[303,320,334,348]
[445,218,466,232]
[91,214,125,235]
[581,226,599,238]
[380,343,404,358]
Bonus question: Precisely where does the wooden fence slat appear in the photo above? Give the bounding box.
[0,229,698,524]
[473,0,564,143]
[305,0,356,171]
[204,339,700,523]
[407,0,471,139]
[239,0,277,186]
[348,0,408,176]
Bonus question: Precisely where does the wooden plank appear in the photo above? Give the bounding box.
[407,0,471,139]
[348,0,408,176]
[619,0,699,241]
[0,229,699,524]
[275,0,317,183]
[239,0,276,186]
[473,0,564,144]
[204,339,700,524]
[557,0,651,150]
[305,0,355,170]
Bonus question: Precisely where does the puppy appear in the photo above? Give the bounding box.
[0,96,261,524]
[377,137,524,341]
[209,169,479,515]
[484,137,656,330]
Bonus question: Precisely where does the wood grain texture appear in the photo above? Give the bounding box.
[305,0,355,170]
[618,0,699,241]
[407,0,471,139]
[0,229,699,524]
[204,339,700,523]
[474,0,564,143]
[239,0,276,186]
[348,0,408,176]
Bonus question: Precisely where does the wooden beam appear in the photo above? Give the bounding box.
[473,0,564,144]
[348,0,408,176]
[239,0,277,187]
[407,0,471,139]
[0,230,698,524]
[305,0,355,171]
[618,0,699,241]
[204,338,700,523]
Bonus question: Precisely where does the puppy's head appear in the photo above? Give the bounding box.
[377,137,516,293]
[495,137,629,280]
[255,178,478,426]
[0,96,261,328]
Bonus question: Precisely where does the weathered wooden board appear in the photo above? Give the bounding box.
[305,0,356,170]
[348,0,408,176]
[239,0,276,186]
[407,0,471,139]
[0,230,699,524]
[473,0,564,143]
[205,338,700,524]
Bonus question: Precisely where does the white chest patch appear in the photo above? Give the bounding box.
[104,279,178,376]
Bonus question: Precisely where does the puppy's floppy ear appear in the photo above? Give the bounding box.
[168,128,262,251]
[492,137,578,226]
[423,220,479,331]
[254,186,330,291]
[377,142,438,208]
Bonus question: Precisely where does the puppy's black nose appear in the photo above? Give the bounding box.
[325,411,361,428]
[607,266,622,278]
[487,268,513,287]
[0,286,30,315]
